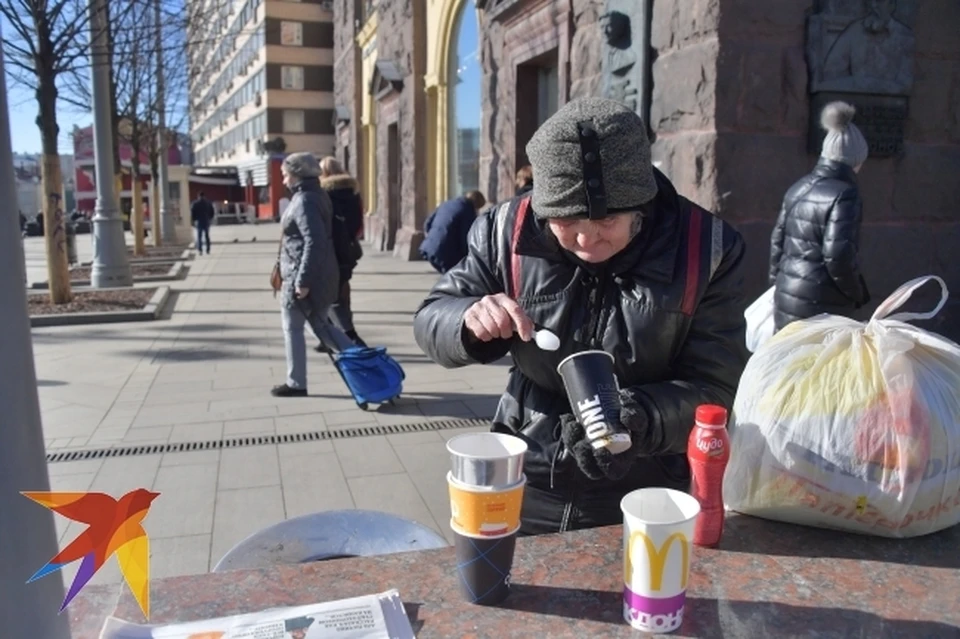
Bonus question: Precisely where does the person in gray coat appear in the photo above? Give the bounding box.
[273,152,356,397]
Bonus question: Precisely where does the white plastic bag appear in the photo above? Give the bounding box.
[744,286,775,353]
[724,276,960,538]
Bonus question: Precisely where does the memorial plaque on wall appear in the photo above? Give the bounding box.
[601,0,652,130]
[807,92,909,157]
[805,0,917,158]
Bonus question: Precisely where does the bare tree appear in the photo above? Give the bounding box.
[0,0,96,303]
[145,0,193,244]
[61,0,206,246]
[118,0,150,255]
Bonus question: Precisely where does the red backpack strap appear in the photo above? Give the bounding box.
[681,205,705,316]
[680,204,725,316]
[506,196,532,299]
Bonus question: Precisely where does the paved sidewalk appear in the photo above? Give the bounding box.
[28,225,509,589]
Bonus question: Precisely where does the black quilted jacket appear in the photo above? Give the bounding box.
[769,160,868,330]
[414,171,749,533]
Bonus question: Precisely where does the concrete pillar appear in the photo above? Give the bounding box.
[0,25,73,639]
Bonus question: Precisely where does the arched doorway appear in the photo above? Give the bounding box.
[447,0,481,199]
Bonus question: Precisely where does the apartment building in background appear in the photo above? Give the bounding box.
[187,0,336,219]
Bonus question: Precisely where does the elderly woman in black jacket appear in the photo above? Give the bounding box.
[769,101,870,330]
[414,98,749,536]
[272,152,356,398]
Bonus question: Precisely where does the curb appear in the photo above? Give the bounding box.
[31,262,186,289]
[81,248,193,266]
[30,286,173,327]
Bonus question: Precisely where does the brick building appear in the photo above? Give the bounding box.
[334,0,960,338]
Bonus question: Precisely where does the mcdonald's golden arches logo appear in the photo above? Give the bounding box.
[623,531,690,592]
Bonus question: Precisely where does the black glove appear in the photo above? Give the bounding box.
[559,391,652,482]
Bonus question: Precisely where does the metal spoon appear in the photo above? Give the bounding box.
[533,328,560,351]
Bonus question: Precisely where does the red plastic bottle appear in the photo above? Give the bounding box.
[687,404,731,547]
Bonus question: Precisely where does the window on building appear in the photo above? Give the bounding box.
[281,65,304,90]
[447,0,480,199]
[283,109,306,133]
[280,21,303,46]
[515,49,559,172]
[536,65,559,128]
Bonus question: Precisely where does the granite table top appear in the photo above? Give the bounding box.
[69,515,960,638]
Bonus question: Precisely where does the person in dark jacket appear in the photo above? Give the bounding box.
[318,156,367,348]
[272,153,355,398]
[414,97,749,536]
[190,192,215,254]
[515,165,533,197]
[418,191,486,274]
[769,101,870,330]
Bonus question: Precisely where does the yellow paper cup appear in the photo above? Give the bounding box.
[448,472,525,538]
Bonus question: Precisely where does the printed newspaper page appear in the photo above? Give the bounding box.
[99,589,416,639]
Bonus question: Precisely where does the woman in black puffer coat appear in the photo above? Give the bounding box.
[318,156,366,348]
[769,101,871,331]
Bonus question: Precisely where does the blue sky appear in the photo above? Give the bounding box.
[6,82,89,155]
[1,12,90,155]
[6,2,484,154]
[454,0,482,131]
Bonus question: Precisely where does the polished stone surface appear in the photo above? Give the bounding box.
[69,514,960,638]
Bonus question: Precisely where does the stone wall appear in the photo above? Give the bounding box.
[648,0,723,214]
[703,0,960,340]
[568,0,604,99]
[332,0,361,177]
[480,0,601,203]
[368,0,427,259]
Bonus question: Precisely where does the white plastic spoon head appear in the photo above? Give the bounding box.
[534,329,560,351]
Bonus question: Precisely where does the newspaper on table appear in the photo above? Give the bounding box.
[99,589,416,639]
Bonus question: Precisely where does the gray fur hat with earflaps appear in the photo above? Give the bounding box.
[820,101,869,169]
[525,97,658,220]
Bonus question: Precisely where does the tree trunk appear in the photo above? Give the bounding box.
[114,172,124,222]
[36,77,71,304]
[131,168,145,256]
[151,177,162,247]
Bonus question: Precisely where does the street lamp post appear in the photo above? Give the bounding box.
[89,0,132,288]
[0,25,73,639]
[154,0,177,245]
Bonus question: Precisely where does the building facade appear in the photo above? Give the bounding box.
[187,0,337,219]
[333,0,489,258]
[335,0,960,338]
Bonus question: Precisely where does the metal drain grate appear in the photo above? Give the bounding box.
[47,417,491,463]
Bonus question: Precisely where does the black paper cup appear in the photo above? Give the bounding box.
[452,523,517,606]
[556,350,631,454]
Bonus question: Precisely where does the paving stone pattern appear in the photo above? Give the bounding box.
[27,226,509,591]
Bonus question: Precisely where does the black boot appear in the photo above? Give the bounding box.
[271,384,307,397]
[314,343,330,353]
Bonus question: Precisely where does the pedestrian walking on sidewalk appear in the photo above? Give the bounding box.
[272,152,356,398]
[190,191,215,254]
[317,156,367,350]
[419,191,486,274]
[769,101,870,331]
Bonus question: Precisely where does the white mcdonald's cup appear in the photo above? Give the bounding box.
[620,488,702,633]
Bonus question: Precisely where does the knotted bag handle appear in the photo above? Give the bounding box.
[870,275,949,323]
